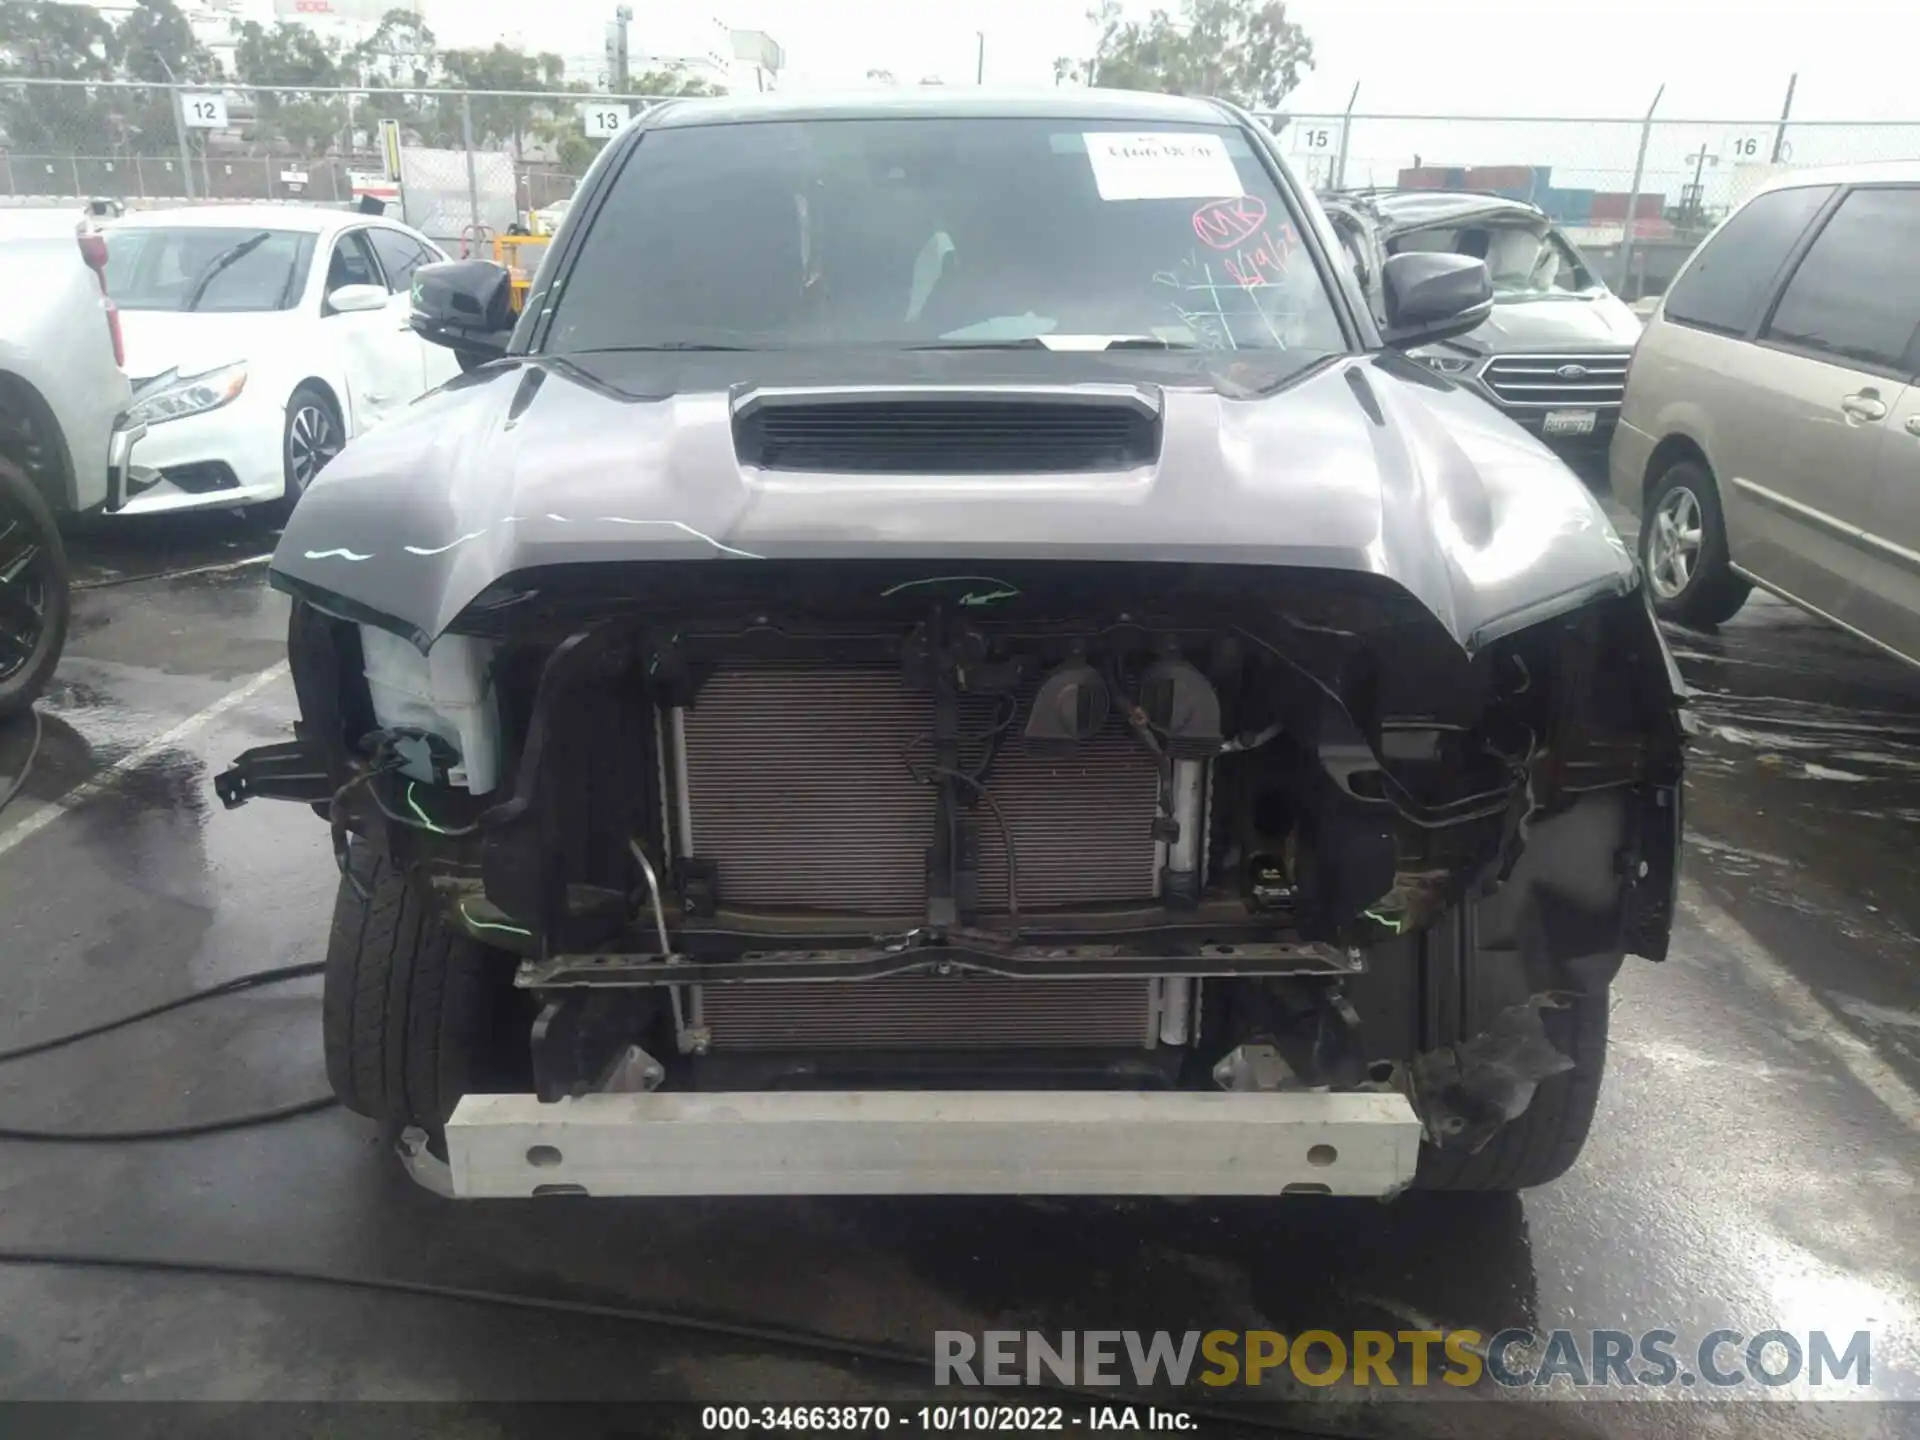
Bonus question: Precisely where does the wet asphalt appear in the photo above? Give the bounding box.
[0,501,1916,1439]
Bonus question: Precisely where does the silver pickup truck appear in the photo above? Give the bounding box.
[0,209,145,716]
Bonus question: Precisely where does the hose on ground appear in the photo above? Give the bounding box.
[0,705,44,819]
[0,1248,1370,1436]
[0,960,338,1141]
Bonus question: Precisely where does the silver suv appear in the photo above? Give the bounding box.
[1611,164,1920,666]
[1323,191,1642,465]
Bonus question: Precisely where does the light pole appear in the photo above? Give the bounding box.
[145,49,198,201]
[1682,144,1718,229]
[975,31,985,84]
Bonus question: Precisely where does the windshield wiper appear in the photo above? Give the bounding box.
[910,337,1200,352]
[909,337,1049,350]
[589,342,758,352]
[182,231,272,312]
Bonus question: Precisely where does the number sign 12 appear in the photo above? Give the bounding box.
[181,93,228,129]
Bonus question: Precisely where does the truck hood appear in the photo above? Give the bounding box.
[1441,292,1643,357]
[117,310,284,388]
[270,348,1635,653]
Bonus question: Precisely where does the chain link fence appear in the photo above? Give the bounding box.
[6,78,1919,290]
[0,77,677,244]
[1258,106,1920,297]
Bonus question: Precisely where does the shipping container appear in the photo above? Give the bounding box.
[1464,165,1551,196]
[1591,191,1667,221]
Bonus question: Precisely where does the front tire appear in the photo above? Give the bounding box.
[267,384,344,524]
[0,457,71,721]
[1413,986,1609,1192]
[1640,459,1751,627]
[322,838,515,1138]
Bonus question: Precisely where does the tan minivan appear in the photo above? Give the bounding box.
[1610,164,1920,666]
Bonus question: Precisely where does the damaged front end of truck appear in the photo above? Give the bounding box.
[220,419,1687,1196]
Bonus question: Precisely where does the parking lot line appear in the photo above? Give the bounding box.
[0,660,290,861]
[1681,880,1920,1134]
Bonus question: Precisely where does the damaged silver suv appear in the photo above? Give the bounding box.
[218,90,1686,1201]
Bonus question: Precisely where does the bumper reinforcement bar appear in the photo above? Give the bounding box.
[443,1089,1422,1198]
[518,939,1361,987]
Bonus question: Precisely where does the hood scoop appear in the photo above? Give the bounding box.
[732,384,1162,475]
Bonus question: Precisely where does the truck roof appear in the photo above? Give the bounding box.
[1325,190,1548,232]
[643,87,1238,129]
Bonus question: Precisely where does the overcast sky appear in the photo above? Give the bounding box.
[426,0,1920,120]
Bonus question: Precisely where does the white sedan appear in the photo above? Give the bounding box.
[105,205,461,518]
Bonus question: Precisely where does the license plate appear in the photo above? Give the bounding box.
[1542,408,1598,437]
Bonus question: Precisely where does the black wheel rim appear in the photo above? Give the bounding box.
[0,495,50,684]
[287,403,343,492]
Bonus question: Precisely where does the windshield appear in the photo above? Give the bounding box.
[104,226,315,312]
[1388,219,1601,301]
[545,118,1346,358]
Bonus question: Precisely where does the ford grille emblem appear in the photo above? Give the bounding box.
[1556,363,1590,379]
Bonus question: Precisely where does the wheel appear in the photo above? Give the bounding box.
[322,837,517,1138]
[0,456,71,721]
[1413,986,1609,1192]
[1640,459,1751,627]
[267,384,344,524]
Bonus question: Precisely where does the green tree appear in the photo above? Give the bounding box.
[0,2,121,78]
[1055,0,1313,110]
[0,2,123,153]
[532,67,718,180]
[632,64,724,98]
[232,19,343,88]
[119,0,217,83]
[231,19,347,156]
[438,43,568,157]
[353,7,439,138]
[353,7,437,88]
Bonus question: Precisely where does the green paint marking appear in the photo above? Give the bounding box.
[459,899,534,938]
[1364,909,1405,934]
[407,780,456,835]
[958,588,1021,607]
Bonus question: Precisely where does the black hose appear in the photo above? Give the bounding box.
[0,1095,337,1144]
[0,960,338,1141]
[0,705,44,818]
[0,961,322,1064]
[904,747,1021,935]
[0,1250,1370,1436]
[0,1246,921,1365]
[937,765,1020,936]
[71,554,273,591]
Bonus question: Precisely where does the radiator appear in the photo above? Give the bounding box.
[698,977,1158,1050]
[676,667,1164,917]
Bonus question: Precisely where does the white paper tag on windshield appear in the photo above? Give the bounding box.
[1083,132,1243,201]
